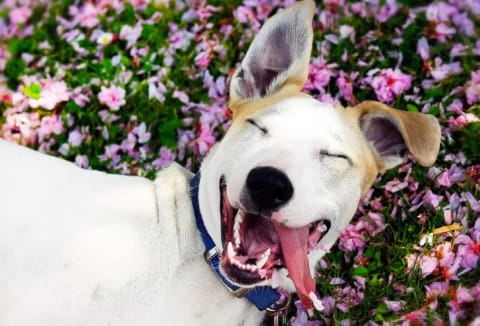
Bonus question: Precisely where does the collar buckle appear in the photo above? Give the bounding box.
[203,247,252,298]
[264,294,292,326]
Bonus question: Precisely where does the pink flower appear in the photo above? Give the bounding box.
[119,24,142,49]
[448,113,480,130]
[429,58,462,81]
[417,37,430,61]
[383,299,404,313]
[193,124,216,156]
[465,70,480,105]
[74,3,101,29]
[384,178,408,193]
[2,112,41,146]
[152,147,176,169]
[338,224,366,253]
[436,166,465,188]
[334,286,364,312]
[68,130,83,147]
[376,0,401,23]
[450,43,467,57]
[172,90,190,104]
[194,50,212,68]
[426,281,449,309]
[423,190,443,210]
[369,68,412,103]
[339,25,354,40]
[37,115,64,142]
[133,122,151,144]
[336,71,358,102]
[421,255,438,277]
[457,236,479,270]
[27,80,70,111]
[464,192,480,213]
[402,309,427,324]
[426,3,458,22]
[75,155,89,169]
[168,23,194,50]
[98,85,126,111]
[303,58,335,92]
[447,99,464,115]
[291,300,321,326]
[9,6,32,25]
[128,0,149,10]
[99,144,121,167]
[433,23,456,42]
[121,133,137,152]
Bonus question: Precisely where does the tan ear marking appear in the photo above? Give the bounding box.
[354,101,441,169]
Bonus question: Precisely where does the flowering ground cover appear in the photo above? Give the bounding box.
[1,0,479,324]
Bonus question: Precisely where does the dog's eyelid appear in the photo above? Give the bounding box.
[320,150,352,165]
[246,119,268,135]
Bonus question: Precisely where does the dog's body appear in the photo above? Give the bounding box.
[0,1,441,325]
[0,139,262,325]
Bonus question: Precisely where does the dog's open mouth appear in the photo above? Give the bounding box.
[219,180,330,303]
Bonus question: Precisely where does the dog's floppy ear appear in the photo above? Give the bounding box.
[229,0,314,109]
[353,101,441,172]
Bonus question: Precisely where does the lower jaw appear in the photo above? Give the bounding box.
[221,264,265,286]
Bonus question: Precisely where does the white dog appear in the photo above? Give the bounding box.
[0,1,440,325]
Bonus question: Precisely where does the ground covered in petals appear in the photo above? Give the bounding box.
[1,0,479,325]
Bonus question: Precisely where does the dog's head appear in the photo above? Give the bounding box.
[198,0,440,306]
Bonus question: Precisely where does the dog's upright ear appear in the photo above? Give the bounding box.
[352,101,441,172]
[229,0,315,112]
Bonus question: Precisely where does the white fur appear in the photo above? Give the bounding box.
[0,139,262,325]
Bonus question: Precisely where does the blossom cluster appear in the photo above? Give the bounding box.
[1,0,479,324]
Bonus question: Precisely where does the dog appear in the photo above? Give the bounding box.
[0,1,440,325]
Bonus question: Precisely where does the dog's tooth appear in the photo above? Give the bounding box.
[317,223,328,233]
[256,254,268,269]
[263,248,271,258]
[258,269,267,279]
[234,228,241,248]
[227,241,235,259]
[248,264,257,272]
[233,258,242,268]
[234,211,243,229]
[233,212,243,248]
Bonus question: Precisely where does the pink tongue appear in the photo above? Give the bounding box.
[274,222,315,309]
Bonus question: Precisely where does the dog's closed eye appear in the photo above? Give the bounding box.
[320,150,352,166]
[246,119,268,136]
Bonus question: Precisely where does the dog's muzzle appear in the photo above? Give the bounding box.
[218,168,331,309]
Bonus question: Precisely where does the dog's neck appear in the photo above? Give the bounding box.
[189,173,282,311]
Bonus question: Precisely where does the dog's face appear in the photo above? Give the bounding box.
[198,0,440,307]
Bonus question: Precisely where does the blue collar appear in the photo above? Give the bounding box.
[190,173,281,311]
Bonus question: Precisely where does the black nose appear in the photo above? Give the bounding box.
[246,167,294,212]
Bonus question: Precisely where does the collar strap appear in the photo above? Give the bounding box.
[190,173,281,311]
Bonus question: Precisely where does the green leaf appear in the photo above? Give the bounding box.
[428,104,440,117]
[23,83,42,99]
[159,119,182,148]
[377,302,388,315]
[424,86,443,99]
[5,58,26,89]
[406,104,419,112]
[352,266,369,277]
[118,3,136,24]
